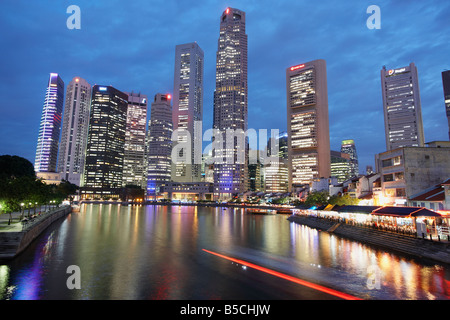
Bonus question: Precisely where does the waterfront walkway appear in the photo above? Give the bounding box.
[0,206,64,232]
[288,215,450,265]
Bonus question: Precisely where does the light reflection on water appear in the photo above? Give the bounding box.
[0,204,449,300]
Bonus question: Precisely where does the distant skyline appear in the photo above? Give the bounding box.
[0,0,449,174]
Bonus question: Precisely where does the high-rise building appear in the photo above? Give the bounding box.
[340,139,359,178]
[330,150,351,183]
[381,63,425,150]
[81,85,128,198]
[264,132,289,193]
[123,92,148,188]
[172,42,204,183]
[57,77,91,186]
[286,60,331,192]
[35,73,64,174]
[146,93,173,200]
[212,7,248,200]
[442,70,450,140]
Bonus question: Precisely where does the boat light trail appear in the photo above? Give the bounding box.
[202,249,362,300]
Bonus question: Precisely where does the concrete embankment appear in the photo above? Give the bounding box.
[287,215,450,265]
[0,206,72,260]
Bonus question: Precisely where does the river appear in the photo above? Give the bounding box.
[0,203,449,300]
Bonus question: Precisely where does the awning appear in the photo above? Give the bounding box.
[371,206,442,217]
[337,205,381,214]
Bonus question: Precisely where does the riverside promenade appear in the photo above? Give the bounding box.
[288,214,450,265]
[0,205,72,260]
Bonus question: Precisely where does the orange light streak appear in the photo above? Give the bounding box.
[202,249,362,300]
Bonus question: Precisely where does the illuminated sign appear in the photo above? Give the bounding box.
[167,94,172,100]
[98,87,107,91]
[290,64,305,71]
[226,8,230,14]
[341,139,355,145]
[387,68,407,76]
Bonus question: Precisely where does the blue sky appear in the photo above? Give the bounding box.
[0,0,449,173]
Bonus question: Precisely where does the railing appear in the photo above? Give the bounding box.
[21,206,69,231]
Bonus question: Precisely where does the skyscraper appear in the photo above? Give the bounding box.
[35,73,64,174]
[286,60,330,192]
[442,70,450,140]
[330,150,351,183]
[123,92,148,188]
[57,77,91,186]
[146,93,173,200]
[82,85,128,198]
[172,42,204,183]
[381,63,425,150]
[212,7,248,200]
[340,139,359,178]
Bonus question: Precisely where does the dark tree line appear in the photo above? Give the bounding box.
[0,155,78,220]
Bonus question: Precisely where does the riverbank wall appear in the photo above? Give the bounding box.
[287,215,450,265]
[0,206,72,260]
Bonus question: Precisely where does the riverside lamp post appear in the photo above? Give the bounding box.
[20,203,24,220]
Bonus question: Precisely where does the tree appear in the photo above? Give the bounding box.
[305,191,329,206]
[0,155,35,180]
[328,194,360,206]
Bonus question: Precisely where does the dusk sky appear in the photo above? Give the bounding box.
[0,0,449,173]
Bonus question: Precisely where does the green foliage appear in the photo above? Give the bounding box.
[0,156,78,215]
[304,191,329,206]
[328,194,360,206]
[304,191,360,207]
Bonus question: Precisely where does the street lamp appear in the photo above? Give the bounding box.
[20,203,24,220]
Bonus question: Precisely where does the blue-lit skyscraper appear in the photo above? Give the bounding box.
[34,73,64,174]
[146,93,173,200]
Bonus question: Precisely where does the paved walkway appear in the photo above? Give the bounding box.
[0,206,55,232]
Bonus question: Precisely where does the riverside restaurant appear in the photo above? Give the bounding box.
[292,205,450,240]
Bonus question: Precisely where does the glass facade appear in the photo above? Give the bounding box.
[287,60,330,190]
[213,8,248,199]
[35,73,64,173]
[123,92,148,188]
[172,43,204,183]
[381,63,425,150]
[146,94,173,199]
[57,77,91,186]
[82,85,128,192]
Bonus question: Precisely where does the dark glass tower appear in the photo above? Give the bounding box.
[35,73,64,173]
[340,139,359,178]
[82,85,128,197]
[146,93,173,200]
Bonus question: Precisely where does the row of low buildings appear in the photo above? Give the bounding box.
[308,141,450,214]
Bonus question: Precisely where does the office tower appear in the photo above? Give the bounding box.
[340,139,359,178]
[286,60,331,192]
[212,7,248,199]
[267,132,288,160]
[146,93,173,199]
[123,92,148,188]
[35,73,64,174]
[442,70,450,140]
[57,77,91,186]
[172,42,204,182]
[248,149,263,192]
[381,63,425,150]
[330,150,351,183]
[82,85,128,196]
